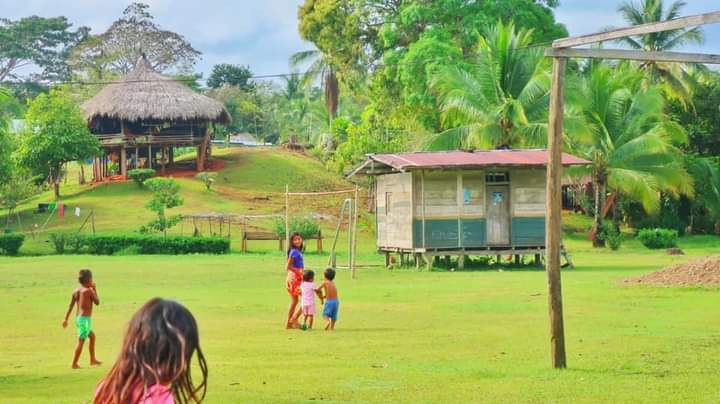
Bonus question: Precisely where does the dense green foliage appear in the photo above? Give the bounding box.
[427,22,550,149]
[207,63,254,90]
[0,233,24,255]
[78,234,229,255]
[273,217,320,239]
[616,0,703,104]
[568,63,692,243]
[0,16,87,82]
[127,168,155,187]
[15,88,99,198]
[637,228,679,249]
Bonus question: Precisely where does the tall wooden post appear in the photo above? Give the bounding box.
[120,147,127,177]
[351,185,359,279]
[284,184,290,254]
[546,56,568,369]
[148,145,153,169]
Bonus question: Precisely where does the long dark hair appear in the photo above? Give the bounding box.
[94,298,208,404]
[287,231,304,256]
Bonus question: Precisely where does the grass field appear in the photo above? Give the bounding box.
[2,235,720,403]
[2,147,720,402]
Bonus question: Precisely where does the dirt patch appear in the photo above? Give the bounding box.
[623,256,720,286]
[165,159,225,178]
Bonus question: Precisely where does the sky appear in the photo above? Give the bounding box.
[2,0,719,81]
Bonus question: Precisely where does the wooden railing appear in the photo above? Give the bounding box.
[95,133,202,146]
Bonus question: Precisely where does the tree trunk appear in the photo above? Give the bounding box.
[591,180,605,247]
[54,182,60,199]
[79,163,86,185]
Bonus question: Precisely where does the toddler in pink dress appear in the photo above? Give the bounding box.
[299,270,324,330]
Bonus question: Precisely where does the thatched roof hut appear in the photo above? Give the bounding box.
[82,56,230,125]
[82,56,231,179]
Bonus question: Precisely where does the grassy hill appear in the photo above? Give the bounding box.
[4,147,360,255]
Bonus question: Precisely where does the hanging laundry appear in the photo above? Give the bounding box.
[75,207,81,217]
[48,202,56,211]
[58,203,65,218]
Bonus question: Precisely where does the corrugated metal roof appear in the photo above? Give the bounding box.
[370,150,589,170]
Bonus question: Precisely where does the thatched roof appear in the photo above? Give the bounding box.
[82,56,230,124]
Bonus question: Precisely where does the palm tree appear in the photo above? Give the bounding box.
[426,21,551,150]
[290,49,339,127]
[570,63,693,245]
[617,0,704,104]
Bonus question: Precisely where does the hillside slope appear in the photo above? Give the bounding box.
[5,147,356,254]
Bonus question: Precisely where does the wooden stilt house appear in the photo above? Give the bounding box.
[81,55,230,181]
[349,150,589,267]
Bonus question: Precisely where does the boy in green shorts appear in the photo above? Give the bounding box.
[62,269,102,369]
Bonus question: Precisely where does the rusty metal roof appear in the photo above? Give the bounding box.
[349,149,589,177]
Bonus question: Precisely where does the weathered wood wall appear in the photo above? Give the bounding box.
[376,172,413,249]
[377,168,548,250]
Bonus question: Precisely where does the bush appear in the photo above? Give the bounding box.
[597,223,622,251]
[49,233,69,254]
[273,217,320,239]
[69,234,87,254]
[82,235,230,255]
[0,233,25,255]
[637,228,679,249]
[128,168,156,187]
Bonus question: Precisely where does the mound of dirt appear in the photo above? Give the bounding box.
[623,256,720,286]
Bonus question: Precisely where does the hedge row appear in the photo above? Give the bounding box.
[77,235,229,255]
[0,234,25,255]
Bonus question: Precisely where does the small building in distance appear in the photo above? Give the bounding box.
[350,149,589,268]
[81,55,230,181]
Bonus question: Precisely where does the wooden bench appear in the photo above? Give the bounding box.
[241,230,323,253]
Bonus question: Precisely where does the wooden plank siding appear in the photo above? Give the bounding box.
[377,168,548,250]
[376,173,414,249]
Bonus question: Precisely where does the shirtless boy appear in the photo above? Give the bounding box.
[62,269,102,369]
[318,268,340,330]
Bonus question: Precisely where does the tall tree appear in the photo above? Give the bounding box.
[290,49,339,126]
[69,2,200,77]
[570,63,693,244]
[207,64,254,91]
[16,88,99,198]
[0,88,15,182]
[617,0,704,104]
[427,22,551,150]
[0,16,88,82]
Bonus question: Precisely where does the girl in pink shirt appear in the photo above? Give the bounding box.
[300,270,324,330]
[94,298,208,404]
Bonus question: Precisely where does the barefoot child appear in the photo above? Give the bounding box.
[300,270,324,330]
[62,269,102,369]
[285,232,304,329]
[318,268,339,331]
[94,298,208,404]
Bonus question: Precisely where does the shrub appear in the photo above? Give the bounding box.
[68,234,87,254]
[143,178,183,236]
[83,235,229,255]
[597,223,622,251]
[195,172,217,191]
[637,228,679,249]
[128,168,156,187]
[0,233,25,255]
[49,233,68,254]
[273,217,320,239]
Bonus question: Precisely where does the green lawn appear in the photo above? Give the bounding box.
[2,236,720,403]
